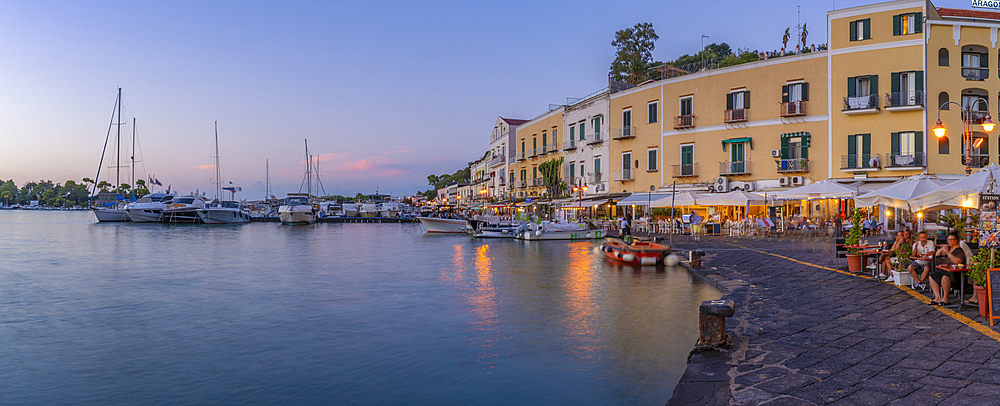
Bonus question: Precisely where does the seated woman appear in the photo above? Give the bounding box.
[907,231,936,289]
[927,231,967,305]
[878,231,907,280]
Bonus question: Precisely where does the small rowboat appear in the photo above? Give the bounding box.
[601,239,670,266]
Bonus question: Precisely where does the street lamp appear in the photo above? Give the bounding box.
[571,177,588,220]
[934,98,994,175]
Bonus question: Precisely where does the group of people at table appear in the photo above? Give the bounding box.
[856,230,973,306]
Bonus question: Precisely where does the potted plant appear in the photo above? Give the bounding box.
[892,239,913,283]
[846,208,864,273]
[968,248,996,319]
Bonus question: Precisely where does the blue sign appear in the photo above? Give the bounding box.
[526,198,532,203]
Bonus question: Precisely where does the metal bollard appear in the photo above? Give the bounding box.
[698,299,735,347]
[689,250,705,267]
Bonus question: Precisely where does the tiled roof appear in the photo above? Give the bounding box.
[501,117,529,125]
[938,7,1000,20]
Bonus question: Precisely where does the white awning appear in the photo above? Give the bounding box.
[616,193,674,206]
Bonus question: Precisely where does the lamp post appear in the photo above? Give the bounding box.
[571,177,588,220]
[934,98,994,242]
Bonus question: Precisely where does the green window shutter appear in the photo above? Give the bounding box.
[891,132,900,154]
[891,72,900,93]
[870,75,878,95]
[847,77,856,98]
[848,135,857,155]
[850,21,858,41]
[533,138,537,149]
[982,53,990,68]
[893,14,901,36]
[915,13,923,33]
[862,134,871,154]
[781,137,789,159]
[915,131,924,154]
[570,126,575,140]
[569,164,575,178]
[579,123,585,139]
[726,93,733,110]
[532,167,537,178]
[802,83,810,101]
[801,140,809,159]
[782,85,789,103]
[863,19,871,39]
[521,141,525,154]
[915,71,923,92]
[744,91,750,109]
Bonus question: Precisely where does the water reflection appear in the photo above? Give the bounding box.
[563,242,598,357]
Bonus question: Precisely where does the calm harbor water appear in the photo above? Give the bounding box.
[0,210,720,405]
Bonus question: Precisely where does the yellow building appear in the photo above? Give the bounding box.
[512,107,564,199]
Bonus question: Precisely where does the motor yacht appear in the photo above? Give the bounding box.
[342,202,360,217]
[359,203,379,218]
[198,201,251,224]
[93,203,130,222]
[379,201,401,218]
[278,193,317,224]
[163,195,209,223]
[125,193,175,223]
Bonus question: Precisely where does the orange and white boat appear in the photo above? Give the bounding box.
[601,239,670,266]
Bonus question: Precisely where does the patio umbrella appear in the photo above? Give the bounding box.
[854,174,945,209]
[697,190,767,206]
[772,179,860,200]
[909,164,1000,211]
[650,192,701,207]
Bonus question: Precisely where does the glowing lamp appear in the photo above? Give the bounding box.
[917,212,923,218]
[583,185,589,191]
[975,137,985,149]
[963,199,974,208]
[885,210,892,217]
[932,120,947,138]
[983,115,996,132]
[572,187,579,192]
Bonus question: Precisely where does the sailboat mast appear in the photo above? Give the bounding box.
[215,121,221,200]
[266,159,270,200]
[305,139,311,196]
[116,87,121,195]
[131,117,136,200]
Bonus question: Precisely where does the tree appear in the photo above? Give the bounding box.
[538,157,565,198]
[354,192,367,201]
[133,179,149,197]
[96,181,112,194]
[782,28,791,51]
[801,23,809,48]
[609,23,659,85]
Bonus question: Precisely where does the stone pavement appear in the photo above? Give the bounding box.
[666,236,1000,406]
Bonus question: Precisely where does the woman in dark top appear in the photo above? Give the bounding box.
[928,231,967,305]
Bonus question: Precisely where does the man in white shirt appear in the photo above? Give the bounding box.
[907,231,937,290]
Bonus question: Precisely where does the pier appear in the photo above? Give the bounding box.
[251,216,417,224]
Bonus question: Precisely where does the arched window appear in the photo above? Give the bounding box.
[939,48,949,66]
[939,92,950,110]
[939,136,950,154]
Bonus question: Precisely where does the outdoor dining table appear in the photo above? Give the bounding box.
[859,248,890,279]
[935,264,971,311]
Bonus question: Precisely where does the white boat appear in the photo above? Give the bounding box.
[418,216,471,233]
[513,221,605,240]
[343,202,360,217]
[164,195,209,223]
[319,202,343,218]
[360,203,379,217]
[198,201,251,224]
[126,193,175,223]
[93,203,130,222]
[89,88,134,223]
[379,201,401,218]
[473,225,519,238]
[278,193,317,225]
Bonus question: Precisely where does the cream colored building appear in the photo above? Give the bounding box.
[469,151,490,202]
[512,107,564,199]
[562,89,611,196]
[487,117,528,201]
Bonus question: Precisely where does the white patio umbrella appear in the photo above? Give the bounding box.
[909,164,1000,211]
[697,190,767,206]
[650,192,702,207]
[854,174,945,209]
[773,179,860,200]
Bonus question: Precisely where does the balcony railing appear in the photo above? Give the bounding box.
[671,163,698,177]
[841,154,877,170]
[776,159,809,173]
[961,153,990,168]
[587,172,603,184]
[719,161,750,175]
[587,133,604,144]
[781,100,807,117]
[842,94,879,111]
[963,110,990,123]
[885,152,927,168]
[613,169,633,181]
[724,109,747,123]
[674,115,695,129]
[563,139,577,150]
[509,155,516,164]
[489,155,506,166]
[517,152,527,161]
[515,180,527,188]
[529,148,538,158]
[530,177,544,187]
[885,91,924,108]
[963,67,989,81]
[612,127,635,140]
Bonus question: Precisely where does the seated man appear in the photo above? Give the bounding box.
[928,231,967,305]
[907,231,936,289]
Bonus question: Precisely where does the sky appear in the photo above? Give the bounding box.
[0,0,974,199]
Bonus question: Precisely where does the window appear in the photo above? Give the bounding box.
[579,164,585,178]
[542,133,547,150]
[849,18,871,41]
[783,83,809,102]
[939,136,950,154]
[622,109,632,127]
[520,169,525,181]
[579,123,585,140]
[680,144,694,176]
[521,141,525,156]
[939,92,950,110]
[622,152,632,179]
[569,162,575,179]
[679,96,693,116]
[939,48,950,66]
[962,95,988,111]
[890,131,923,166]
[847,133,872,169]
[890,71,922,106]
[593,157,601,175]
[532,138,537,153]
[962,51,988,81]
[552,129,557,146]
[648,101,659,123]
[847,76,877,108]
[963,134,990,167]
[893,12,922,36]
[569,125,575,141]
[727,90,750,110]
[532,167,537,179]
[781,136,809,161]
[647,148,658,171]
[592,116,601,136]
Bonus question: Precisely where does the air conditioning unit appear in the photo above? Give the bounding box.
[771,149,781,158]
[791,176,804,185]
[596,184,605,191]
[743,181,756,192]
[779,176,790,187]
[714,177,729,193]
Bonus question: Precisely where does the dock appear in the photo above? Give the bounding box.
[251,216,417,223]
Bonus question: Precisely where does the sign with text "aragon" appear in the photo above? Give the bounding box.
[973,0,1000,9]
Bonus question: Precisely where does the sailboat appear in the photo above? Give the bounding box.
[278,140,318,224]
[91,88,131,222]
[198,122,251,224]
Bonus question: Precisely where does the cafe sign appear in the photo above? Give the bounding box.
[980,194,1000,248]
[973,0,1000,9]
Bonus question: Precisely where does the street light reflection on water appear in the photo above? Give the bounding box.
[0,211,721,405]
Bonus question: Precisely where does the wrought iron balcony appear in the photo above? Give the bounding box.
[962,67,989,81]
[489,155,506,167]
[841,154,878,170]
[530,177,544,186]
[613,169,633,181]
[563,139,577,150]
[719,161,750,175]
[671,163,698,177]
[517,153,527,161]
[724,109,747,123]
[587,172,603,184]
[885,152,926,168]
[529,148,538,158]
[612,126,635,140]
[781,101,806,117]
[674,115,695,129]
[587,133,604,144]
[776,159,809,173]
[842,94,879,112]
[885,91,924,108]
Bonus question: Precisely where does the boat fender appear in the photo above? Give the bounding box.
[640,256,657,266]
[535,229,542,237]
[622,253,635,263]
[616,252,623,259]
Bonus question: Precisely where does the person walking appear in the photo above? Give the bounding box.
[619,216,630,238]
[690,210,703,241]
